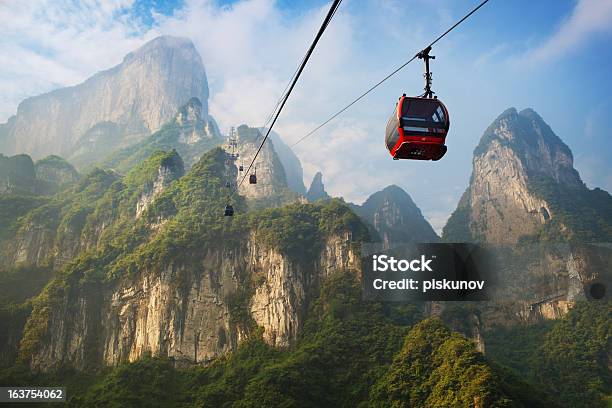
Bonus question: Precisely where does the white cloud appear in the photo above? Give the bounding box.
[523,0,612,63]
[0,0,150,120]
[3,0,608,232]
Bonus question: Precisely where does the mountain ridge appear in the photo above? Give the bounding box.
[0,35,210,162]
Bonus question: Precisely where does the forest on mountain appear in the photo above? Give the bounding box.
[0,36,610,408]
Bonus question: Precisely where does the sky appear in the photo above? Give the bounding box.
[1,0,612,232]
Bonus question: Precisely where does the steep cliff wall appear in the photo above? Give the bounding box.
[443,108,587,244]
[233,125,295,204]
[441,107,612,326]
[17,148,367,371]
[25,230,359,371]
[1,36,209,162]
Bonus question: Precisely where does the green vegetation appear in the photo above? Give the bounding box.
[0,153,36,194]
[34,155,80,195]
[441,190,474,242]
[527,175,612,242]
[370,318,556,407]
[102,102,221,173]
[486,301,612,408]
[0,194,49,241]
[1,273,558,407]
[252,199,369,262]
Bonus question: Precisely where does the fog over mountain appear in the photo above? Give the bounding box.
[0,36,209,162]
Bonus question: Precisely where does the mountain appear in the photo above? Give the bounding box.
[0,154,36,195]
[0,154,79,195]
[266,129,307,194]
[352,185,439,246]
[0,36,209,163]
[305,171,331,202]
[443,107,612,243]
[1,274,560,407]
[2,148,367,371]
[234,125,298,206]
[438,108,611,352]
[101,97,221,172]
[0,151,183,271]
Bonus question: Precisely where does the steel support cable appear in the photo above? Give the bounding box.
[231,0,343,197]
[257,0,342,139]
[290,0,491,148]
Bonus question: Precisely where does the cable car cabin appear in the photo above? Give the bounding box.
[385,96,450,161]
[224,205,234,217]
[239,164,244,172]
[249,174,257,184]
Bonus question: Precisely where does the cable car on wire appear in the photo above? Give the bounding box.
[224,204,234,217]
[249,166,257,184]
[385,46,450,161]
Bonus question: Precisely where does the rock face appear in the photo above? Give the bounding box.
[267,129,306,194]
[103,97,221,172]
[0,36,209,162]
[443,108,584,244]
[351,185,439,246]
[441,107,612,325]
[234,125,290,201]
[26,231,358,371]
[306,172,331,202]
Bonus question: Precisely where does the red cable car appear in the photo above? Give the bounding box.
[385,46,450,161]
[385,95,449,160]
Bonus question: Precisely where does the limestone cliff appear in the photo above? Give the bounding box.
[25,230,359,371]
[266,129,307,195]
[443,108,589,244]
[0,36,209,162]
[16,149,366,371]
[233,125,294,204]
[441,107,612,326]
[102,97,221,173]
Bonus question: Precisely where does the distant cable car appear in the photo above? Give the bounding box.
[385,46,450,161]
[239,163,244,172]
[249,166,257,184]
[224,204,234,217]
[225,181,231,188]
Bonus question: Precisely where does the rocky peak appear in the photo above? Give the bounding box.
[443,107,608,244]
[475,107,582,188]
[306,172,331,202]
[265,129,307,195]
[234,125,290,201]
[352,185,438,246]
[1,35,210,163]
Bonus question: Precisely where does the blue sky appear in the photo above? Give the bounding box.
[1,0,611,231]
